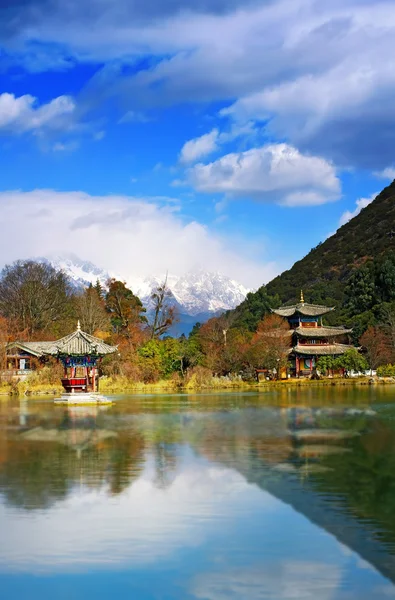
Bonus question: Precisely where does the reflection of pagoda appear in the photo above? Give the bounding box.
[273,292,353,377]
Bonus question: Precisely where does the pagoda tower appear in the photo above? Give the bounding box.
[273,292,353,377]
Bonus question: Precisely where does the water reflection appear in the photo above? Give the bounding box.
[0,391,395,599]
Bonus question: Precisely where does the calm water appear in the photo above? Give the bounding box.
[2,388,395,599]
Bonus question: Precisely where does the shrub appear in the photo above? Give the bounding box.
[377,364,395,377]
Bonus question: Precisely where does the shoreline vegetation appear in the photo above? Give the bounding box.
[3,259,395,399]
[1,373,395,397]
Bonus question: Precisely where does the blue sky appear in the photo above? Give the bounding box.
[0,0,394,289]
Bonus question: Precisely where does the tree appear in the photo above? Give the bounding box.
[149,276,177,338]
[0,260,72,336]
[248,314,291,375]
[76,285,110,335]
[336,348,368,373]
[379,303,395,358]
[197,314,246,374]
[345,265,377,316]
[105,279,146,334]
[94,279,104,299]
[316,355,337,376]
[0,316,10,373]
[360,326,391,371]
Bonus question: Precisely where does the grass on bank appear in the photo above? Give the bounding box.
[1,365,394,397]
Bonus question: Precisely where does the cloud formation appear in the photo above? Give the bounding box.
[0,93,75,133]
[179,129,219,164]
[187,143,341,206]
[0,1,394,169]
[0,190,277,288]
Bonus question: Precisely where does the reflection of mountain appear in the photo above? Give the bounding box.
[1,400,395,585]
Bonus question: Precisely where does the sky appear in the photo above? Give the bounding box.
[0,0,394,289]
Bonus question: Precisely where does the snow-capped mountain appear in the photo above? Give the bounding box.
[39,254,111,289]
[134,271,248,316]
[39,254,249,318]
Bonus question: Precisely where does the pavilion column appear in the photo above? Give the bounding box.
[92,367,96,392]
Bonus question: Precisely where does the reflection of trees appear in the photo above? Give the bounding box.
[0,409,146,510]
[153,442,178,489]
[0,440,71,509]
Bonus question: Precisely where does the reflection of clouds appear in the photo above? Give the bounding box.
[0,455,276,573]
[191,561,395,600]
[192,561,341,600]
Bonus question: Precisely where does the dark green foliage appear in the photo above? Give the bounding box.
[231,287,280,331]
[345,265,376,315]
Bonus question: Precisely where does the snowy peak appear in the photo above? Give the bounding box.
[38,255,249,316]
[39,254,111,289]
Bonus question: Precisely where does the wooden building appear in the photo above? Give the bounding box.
[5,322,117,391]
[4,341,54,379]
[273,292,353,377]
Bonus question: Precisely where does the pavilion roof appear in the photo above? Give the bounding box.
[44,322,117,357]
[292,343,353,356]
[294,326,352,338]
[6,341,55,358]
[273,303,334,318]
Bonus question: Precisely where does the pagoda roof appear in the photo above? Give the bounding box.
[44,322,117,357]
[273,303,334,318]
[294,326,352,338]
[293,343,352,356]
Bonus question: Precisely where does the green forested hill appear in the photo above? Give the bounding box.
[233,179,395,337]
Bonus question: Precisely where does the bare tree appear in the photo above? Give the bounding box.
[150,275,177,338]
[76,285,110,335]
[0,261,72,337]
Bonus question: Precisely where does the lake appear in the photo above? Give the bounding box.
[1,387,395,599]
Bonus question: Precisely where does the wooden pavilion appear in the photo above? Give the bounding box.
[44,321,117,393]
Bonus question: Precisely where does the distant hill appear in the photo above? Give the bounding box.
[233,179,395,333]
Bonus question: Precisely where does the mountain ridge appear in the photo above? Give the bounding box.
[38,254,249,324]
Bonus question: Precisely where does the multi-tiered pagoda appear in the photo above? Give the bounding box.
[273,292,353,377]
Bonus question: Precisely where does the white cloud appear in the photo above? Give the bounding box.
[0,189,277,288]
[187,143,341,206]
[374,167,395,181]
[2,2,395,168]
[0,93,75,133]
[179,129,219,164]
[338,192,377,227]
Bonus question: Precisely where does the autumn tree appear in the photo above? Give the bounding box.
[360,326,391,371]
[76,284,110,335]
[198,314,248,374]
[0,260,72,337]
[105,279,146,334]
[248,314,291,375]
[0,316,10,373]
[149,276,177,338]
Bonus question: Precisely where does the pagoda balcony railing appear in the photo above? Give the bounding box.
[298,340,330,345]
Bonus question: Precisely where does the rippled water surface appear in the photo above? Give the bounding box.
[2,387,395,599]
